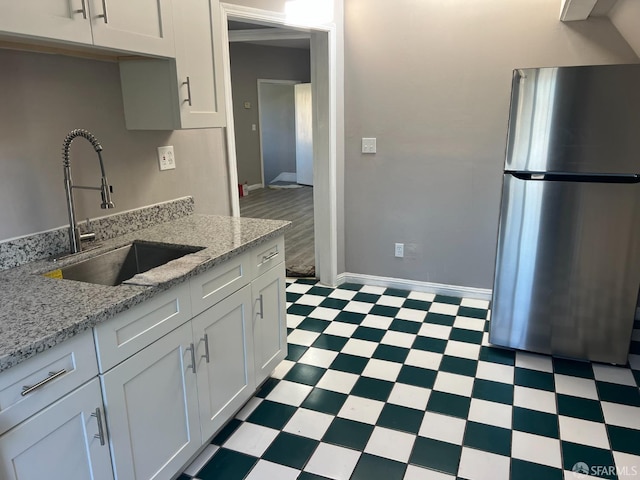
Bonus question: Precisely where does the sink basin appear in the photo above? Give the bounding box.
[47,241,204,286]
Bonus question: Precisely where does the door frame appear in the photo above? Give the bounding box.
[220,3,338,286]
[256,78,301,188]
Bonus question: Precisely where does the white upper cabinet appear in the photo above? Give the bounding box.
[0,0,93,44]
[0,0,174,57]
[119,0,226,129]
[88,0,174,57]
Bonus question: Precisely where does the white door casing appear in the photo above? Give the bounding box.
[219,2,338,286]
[295,83,314,186]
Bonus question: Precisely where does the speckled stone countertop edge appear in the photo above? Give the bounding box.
[0,215,291,372]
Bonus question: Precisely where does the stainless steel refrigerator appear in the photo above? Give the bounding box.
[490,64,640,365]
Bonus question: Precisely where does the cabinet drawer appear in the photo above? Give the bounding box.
[190,252,250,316]
[94,283,191,373]
[251,235,285,279]
[0,331,98,435]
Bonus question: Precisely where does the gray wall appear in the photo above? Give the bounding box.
[343,0,639,289]
[0,49,231,241]
[230,43,310,186]
[609,0,640,57]
[259,82,297,184]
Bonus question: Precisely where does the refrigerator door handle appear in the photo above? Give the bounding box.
[507,171,640,183]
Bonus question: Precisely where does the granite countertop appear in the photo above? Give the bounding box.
[0,214,291,372]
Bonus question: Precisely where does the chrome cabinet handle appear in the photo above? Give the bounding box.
[97,0,108,23]
[91,407,106,446]
[262,251,278,262]
[187,343,196,374]
[258,294,264,319]
[201,334,210,363]
[21,369,67,396]
[183,77,193,106]
[73,0,87,19]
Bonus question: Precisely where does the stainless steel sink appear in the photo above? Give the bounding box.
[47,242,204,286]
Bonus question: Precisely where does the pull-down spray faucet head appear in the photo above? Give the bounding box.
[62,129,115,254]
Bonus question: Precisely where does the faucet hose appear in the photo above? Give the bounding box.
[62,129,104,170]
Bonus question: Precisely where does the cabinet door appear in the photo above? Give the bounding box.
[101,322,200,480]
[193,285,255,442]
[119,0,226,130]
[0,378,113,480]
[0,0,92,44]
[173,0,226,128]
[88,0,174,57]
[252,262,287,384]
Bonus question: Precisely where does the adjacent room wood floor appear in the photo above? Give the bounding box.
[240,186,315,277]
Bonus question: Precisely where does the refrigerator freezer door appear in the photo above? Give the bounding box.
[505,64,640,175]
[490,174,640,364]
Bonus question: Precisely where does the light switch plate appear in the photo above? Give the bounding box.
[157,145,176,170]
[362,138,377,154]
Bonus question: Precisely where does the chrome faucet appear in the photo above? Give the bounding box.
[62,129,115,254]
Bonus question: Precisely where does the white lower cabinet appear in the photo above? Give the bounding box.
[101,322,200,480]
[193,285,255,442]
[0,378,113,480]
[98,258,287,479]
[252,262,288,385]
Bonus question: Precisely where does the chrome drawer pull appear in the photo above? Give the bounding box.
[97,0,108,23]
[258,294,264,319]
[201,334,211,363]
[73,0,87,19]
[262,251,278,262]
[91,407,106,446]
[184,77,193,106]
[186,343,196,374]
[21,369,67,396]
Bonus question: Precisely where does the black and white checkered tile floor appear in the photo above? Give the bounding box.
[179,278,640,480]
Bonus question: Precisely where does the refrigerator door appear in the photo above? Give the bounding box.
[490,174,640,364]
[505,64,640,175]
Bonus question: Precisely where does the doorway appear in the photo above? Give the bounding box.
[253,78,316,276]
[220,3,336,283]
[258,79,300,187]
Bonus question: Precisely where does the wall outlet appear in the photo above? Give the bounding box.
[394,243,404,258]
[362,137,377,154]
[157,145,176,170]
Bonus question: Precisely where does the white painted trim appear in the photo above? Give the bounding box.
[335,272,493,301]
[228,28,310,43]
[220,3,338,287]
[247,183,263,191]
[219,11,240,218]
[270,172,297,183]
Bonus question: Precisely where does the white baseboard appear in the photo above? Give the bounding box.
[335,272,493,301]
[247,183,263,191]
[271,172,297,183]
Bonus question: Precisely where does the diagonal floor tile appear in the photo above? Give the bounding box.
[185,279,640,480]
[304,443,361,480]
[364,426,416,463]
